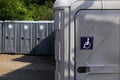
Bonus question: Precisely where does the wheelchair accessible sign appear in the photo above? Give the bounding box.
[80,37,93,50]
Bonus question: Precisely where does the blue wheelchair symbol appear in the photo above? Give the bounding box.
[80,37,93,50]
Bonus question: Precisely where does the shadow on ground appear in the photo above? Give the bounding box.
[0,54,55,80]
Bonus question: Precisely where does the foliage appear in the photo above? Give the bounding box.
[0,0,55,20]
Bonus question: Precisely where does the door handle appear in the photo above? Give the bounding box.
[6,36,9,39]
[21,37,24,40]
[37,38,40,40]
[77,67,90,73]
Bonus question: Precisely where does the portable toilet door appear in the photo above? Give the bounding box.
[75,8,120,80]
[34,21,47,55]
[0,21,2,53]
[54,0,120,80]
[3,21,17,53]
[18,21,32,54]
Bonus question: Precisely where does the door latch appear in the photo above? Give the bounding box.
[77,67,90,73]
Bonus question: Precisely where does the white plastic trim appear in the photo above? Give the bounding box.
[54,0,118,8]
[4,20,54,23]
[54,0,70,8]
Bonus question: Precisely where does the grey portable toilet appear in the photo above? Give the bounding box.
[54,0,120,80]
[32,21,55,55]
[0,21,3,53]
[18,21,33,54]
[3,21,18,53]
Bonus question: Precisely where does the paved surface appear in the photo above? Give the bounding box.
[0,54,55,80]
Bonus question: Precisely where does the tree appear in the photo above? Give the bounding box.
[26,0,55,20]
[0,0,55,20]
[0,0,33,20]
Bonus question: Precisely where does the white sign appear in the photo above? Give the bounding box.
[24,25,28,30]
[8,24,13,29]
[39,25,44,30]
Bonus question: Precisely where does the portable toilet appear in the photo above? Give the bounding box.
[54,0,120,80]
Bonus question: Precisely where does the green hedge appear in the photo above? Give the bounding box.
[0,0,55,20]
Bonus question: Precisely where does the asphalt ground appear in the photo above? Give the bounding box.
[0,54,55,80]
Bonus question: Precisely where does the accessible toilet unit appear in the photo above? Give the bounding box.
[54,0,120,80]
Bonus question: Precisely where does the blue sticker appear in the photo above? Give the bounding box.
[80,37,93,50]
